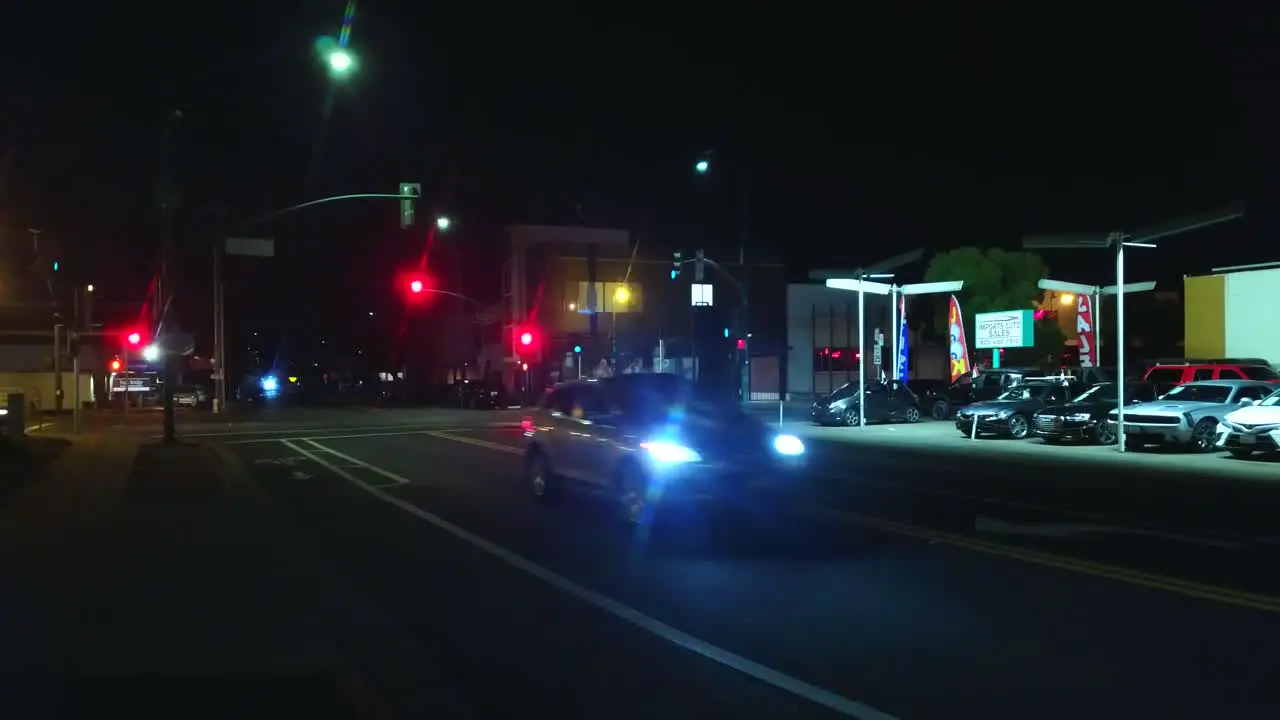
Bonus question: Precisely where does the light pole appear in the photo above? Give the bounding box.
[1036,278,1156,373]
[1024,202,1246,452]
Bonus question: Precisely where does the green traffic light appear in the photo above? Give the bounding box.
[695,159,710,174]
[670,269,678,280]
[52,260,59,272]
[573,345,582,353]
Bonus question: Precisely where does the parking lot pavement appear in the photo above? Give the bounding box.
[227,430,1280,719]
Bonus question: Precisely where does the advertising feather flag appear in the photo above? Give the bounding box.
[897,294,909,380]
[948,295,971,383]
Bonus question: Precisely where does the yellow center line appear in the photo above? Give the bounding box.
[803,506,1280,614]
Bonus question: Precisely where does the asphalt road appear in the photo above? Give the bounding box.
[219,414,1280,720]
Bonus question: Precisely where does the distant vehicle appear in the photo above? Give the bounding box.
[1033,382,1156,445]
[1142,362,1280,396]
[926,367,1037,420]
[1215,387,1280,458]
[810,379,921,426]
[1110,379,1273,451]
[955,377,1086,439]
[522,374,806,524]
[172,385,208,408]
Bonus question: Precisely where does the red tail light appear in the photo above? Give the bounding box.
[521,417,533,433]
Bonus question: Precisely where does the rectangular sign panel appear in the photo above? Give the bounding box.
[974,309,1034,349]
[225,237,275,258]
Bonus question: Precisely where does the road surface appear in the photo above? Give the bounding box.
[216,414,1280,719]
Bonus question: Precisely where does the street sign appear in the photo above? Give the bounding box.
[225,237,275,258]
[974,310,1034,349]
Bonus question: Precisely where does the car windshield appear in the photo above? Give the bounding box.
[1240,365,1280,381]
[606,374,744,422]
[1160,384,1232,404]
[996,383,1050,401]
[1071,384,1116,403]
[1259,389,1280,407]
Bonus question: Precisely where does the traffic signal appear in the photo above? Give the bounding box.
[398,271,433,303]
[110,358,122,372]
[399,182,420,228]
[573,344,582,354]
[520,331,533,346]
[736,338,746,350]
[123,329,146,348]
[52,259,60,272]
[723,327,730,338]
[513,326,539,359]
[672,251,682,280]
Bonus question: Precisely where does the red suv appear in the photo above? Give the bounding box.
[1143,362,1280,394]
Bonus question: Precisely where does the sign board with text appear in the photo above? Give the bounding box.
[974,310,1034,349]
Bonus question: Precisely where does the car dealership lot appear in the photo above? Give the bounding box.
[778,417,1280,482]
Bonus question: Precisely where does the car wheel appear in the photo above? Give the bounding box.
[903,405,921,423]
[843,406,861,427]
[1094,421,1117,445]
[617,462,653,525]
[525,449,556,501]
[931,399,950,420]
[1190,418,1218,452]
[1007,413,1030,439]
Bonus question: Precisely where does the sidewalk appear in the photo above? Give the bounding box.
[0,430,468,716]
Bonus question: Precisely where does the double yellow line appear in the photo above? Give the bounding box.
[428,429,1280,614]
[804,506,1280,614]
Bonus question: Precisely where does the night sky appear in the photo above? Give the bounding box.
[3,4,1275,355]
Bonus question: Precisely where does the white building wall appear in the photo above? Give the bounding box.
[1223,267,1280,364]
[785,283,891,399]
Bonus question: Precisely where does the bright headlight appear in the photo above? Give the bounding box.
[1067,413,1092,422]
[641,440,702,464]
[773,434,805,456]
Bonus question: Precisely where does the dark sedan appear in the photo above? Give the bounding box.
[1033,381,1156,445]
[955,378,1083,439]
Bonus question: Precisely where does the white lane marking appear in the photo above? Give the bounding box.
[221,427,483,445]
[276,439,896,720]
[180,422,481,439]
[297,439,409,485]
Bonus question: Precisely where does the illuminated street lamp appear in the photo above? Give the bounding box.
[327,49,355,77]
[436,215,452,231]
[142,344,161,363]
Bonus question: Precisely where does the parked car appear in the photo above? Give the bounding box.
[1142,361,1280,396]
[173,385,208,408]
[1109,379,1273,451]
[810,379,922,426]
[926,367,1037,420]
[1215,387,1280,458]
[1032,381,1156,445]
[523,375,807,523]
[955,377,1085,439]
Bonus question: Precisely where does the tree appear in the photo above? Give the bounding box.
[924,247,1052,367]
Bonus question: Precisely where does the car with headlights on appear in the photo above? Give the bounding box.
[955,377,1084,439]
[810,379,921,426]
[1033,381,1156,445]
[1109,379,1273,451]
[1215,386,1280,458]
[522,374,807,524]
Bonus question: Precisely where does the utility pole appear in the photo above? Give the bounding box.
[158,109,182,444]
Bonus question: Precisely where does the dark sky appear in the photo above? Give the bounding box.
[3,4,1276,346]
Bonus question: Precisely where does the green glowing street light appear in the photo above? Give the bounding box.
[327,49,355,77]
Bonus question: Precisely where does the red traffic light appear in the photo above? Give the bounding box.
[520,331,533,346]
[736,338,746,350]
[124,329,145,347]
[409,279,424,293]
[110,359,122,372]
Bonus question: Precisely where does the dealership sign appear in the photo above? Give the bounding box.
[974,309,1034,349]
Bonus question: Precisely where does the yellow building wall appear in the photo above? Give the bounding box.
[1183,274,1225,357]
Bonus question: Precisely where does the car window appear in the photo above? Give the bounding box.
[1161,384,1231,403]
[542,388,574,415]
[997,383,1049,401]
[1260,389,1280,407]
[1072,384,1115,403]
[977,374,1004,389]
[1145,368,1184,384]
[1233,385,1270,404]
[1240,365,1280,381]
[1216,368,1245,380]
[1192,368,1214,381]
[574,385,615,418]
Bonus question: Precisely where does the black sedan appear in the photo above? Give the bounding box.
[955,379,1083,439]
[1032,381,1156,445]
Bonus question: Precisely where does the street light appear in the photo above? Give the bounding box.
[327,49,355,76]
[1023,201,1246,452]
[613,285,630,305]
[86,284,95,293]
[436,215,452,231]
